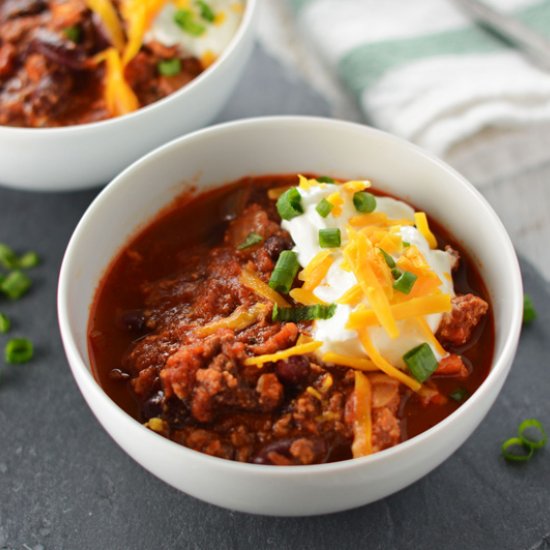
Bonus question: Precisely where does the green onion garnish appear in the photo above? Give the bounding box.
[5,338,33,364]
[0,243,18,270]
[393,270,417,294]
[403,343,438,382]
[273,303,336,322]
[353,191,377,213]
[378,248,395,268]
[196,0,215,22]
[276,187,303,220]
[174,9,206,36]
[237,232,263,250]
[518,418,547,450]
[64,25,81,43]
[501,437,534,462]
[269,251,300,294]
[316,176,335,184]
[158,58,182,77]
[523,294,536,325]
[449,387,469,402]
[18,251,39,269]
[319,228,341,248]
[402,241,410,247]
[0,312,10,334]
[0,271,31,300]
[315,198,333,218]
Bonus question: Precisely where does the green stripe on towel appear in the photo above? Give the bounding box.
[338,0,550,97]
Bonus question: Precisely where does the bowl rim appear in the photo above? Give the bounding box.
[0,0,257,136]
[57,115,523,476]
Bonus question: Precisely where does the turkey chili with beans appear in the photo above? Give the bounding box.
[88,174,493,465]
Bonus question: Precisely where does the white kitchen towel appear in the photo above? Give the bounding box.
[281,0,550,185]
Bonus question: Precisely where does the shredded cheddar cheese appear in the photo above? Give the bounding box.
[414,212,437,249]
[351,371,372,458]
[243,341,323,367]
[86,0,126,52]
[326,192,344,216]
[342,180,371,193]
[306,386,323,400]
[201,50,218,68]
[195,303,267,336]
[322,352,378,372]
[289,288,326,306]
[240,269,290,308]
[298,251,334,291]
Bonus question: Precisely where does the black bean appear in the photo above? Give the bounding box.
[142,390,164,420]
[108,368,130,381]
[252,438,293,465]
[118,309,147,334]
[264,234,292,261]
[275,356,310,385]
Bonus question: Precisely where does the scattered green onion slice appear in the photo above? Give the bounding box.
[523,294,537,325]
[64,25,81,43]
[269,251,300,294]
[196,0,215,22]
[402,241,410,248]
[393,270,417,294]
[18,251,40,269]
[174,9,206,36]
[0,313,10,334]
[158,58,182,76]
[237,232,263,250]
[315,198,334,218]
[518,418,547,450]
[273,303,336,322]
[5,338,33,364]
[0,243,18,270]
[449,387,469,402]
[276,187,303,220]
[0,271,31,300]
[316,176,335,184]
[319,228,341,248]
[403,343,438,382]
[501,437,534,462]
[378,248,396,268]
[353,191,377,213]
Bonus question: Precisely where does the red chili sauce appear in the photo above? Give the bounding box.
[88,175,494,465]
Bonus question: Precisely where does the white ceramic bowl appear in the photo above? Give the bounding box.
[0,0,257,192]
[58,117,523,516]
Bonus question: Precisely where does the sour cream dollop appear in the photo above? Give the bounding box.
[281,181,455,368]
[146,1,244,59]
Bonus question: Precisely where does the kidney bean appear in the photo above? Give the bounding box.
[252,438,294,465]
[142,390,164,419]
[118,309,147,334]
[275,356,310,386]
[264,234,292,261]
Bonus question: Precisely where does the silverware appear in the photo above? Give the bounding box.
[454,0,550,71]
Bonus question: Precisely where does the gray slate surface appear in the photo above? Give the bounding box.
[0,43,549,550]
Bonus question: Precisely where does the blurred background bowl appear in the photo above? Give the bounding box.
[58,116,522,516]
[0,0,258,192]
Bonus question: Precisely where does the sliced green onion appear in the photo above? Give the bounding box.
[269,251,300,294]
[315,198,333,218]
[63,25,81,43]
[174,9,206,36]
[0,312,10,334]
[5,338,33,364]
[276,187,303,220]
[316,176,335,184]
[518,419,547,450]
[402,241,410,248]
[403,343,438,382]
[237,232,263,250]
[158,58,182,76]
[0,271,31,300]
[196,0,215,22]
[273,303,336,322]
[378,248,395,268]
[0,243,18,270]
[353,191,376,213]
[319,228,341,248]
[523,294,537,325]
[18,251,40,269]
[393,270,417,294]
[501,437,534,462]
[449,387,469,402]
